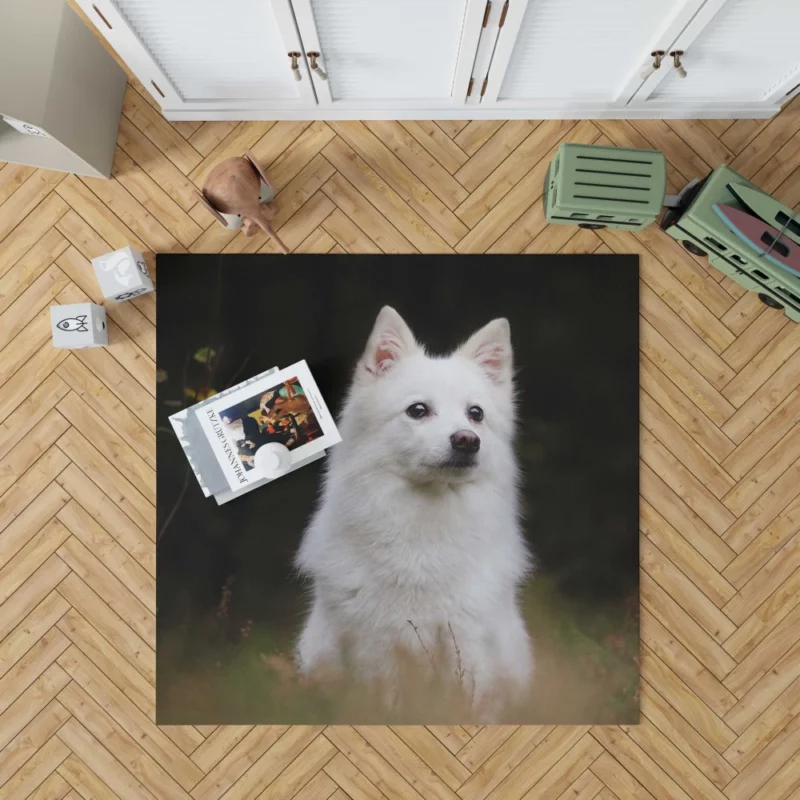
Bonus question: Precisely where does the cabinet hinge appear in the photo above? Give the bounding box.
[499,0,509,27]
[482,0,492,27]
[480,77,488,97]
[467,78,474,97]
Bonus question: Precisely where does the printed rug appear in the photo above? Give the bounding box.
[156,254,639,724]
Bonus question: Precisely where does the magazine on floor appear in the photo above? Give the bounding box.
[170,360,341,502]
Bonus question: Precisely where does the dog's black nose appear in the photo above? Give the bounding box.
[450,430,480,453]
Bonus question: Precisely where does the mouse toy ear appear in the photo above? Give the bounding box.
[243,149,274,192]
[457,318,513,387]
[194,190,229,228]
[359,306,421,379]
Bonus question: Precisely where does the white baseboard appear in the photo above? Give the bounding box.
[163,104,781,122]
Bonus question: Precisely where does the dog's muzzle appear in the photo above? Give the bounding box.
[441,430,480,468]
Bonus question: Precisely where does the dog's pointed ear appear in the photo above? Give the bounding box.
[360,306,420,378]
[458,318,513,386]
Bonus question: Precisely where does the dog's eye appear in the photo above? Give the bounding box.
[468,405,484,422]
[406,403,429,419]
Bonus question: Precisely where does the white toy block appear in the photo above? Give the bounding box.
[91,246,154,302]
[2,116,50,137]
[50,303,107,349]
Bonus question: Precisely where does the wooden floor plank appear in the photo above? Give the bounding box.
[400,121,469,175]
[729,97,800,179]
[213,726,324,800]
[0,265,70,352]
[56,572,154,684]
[111,148,202,249]
[259,193,336,255]
[0,228,68,317]
[639,647,737,752]
[321,173,417,254]
[0,163,37,207]
[630,120,709,183]
[723,637,800,734]
[322,138,451,253]
[55,425,155,540]
[57,751,123,800]
[721,494,800,588]
[55,535,154,648]
[0,193,69,277]
[0,170,65,246]
[641,392,735,500]
[723,532,800,626]
[454,119,576,230]
[56,394,154,503]
[3,733,71,800]
[266,122,336,193]
[363,121,468,210]
[187,122,274,186]
[453,122,506,156]
[639,355,735,463]
[329,122,468,246]
[634,682,737,791]
[116,116,200,212]
[3,73,800,800]
[0,662,70,752]
[189,726,289,800]
[187,122,238,158]
[56,500,154,605]
[122,85,202,176]
[640,501,736,609]
[0,699,70,789]
[640,536,736,644]
[57,645,203,790]
[453,121,537,193]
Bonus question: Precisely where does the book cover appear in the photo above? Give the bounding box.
[195,360,342,494]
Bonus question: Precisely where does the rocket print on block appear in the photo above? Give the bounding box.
[56,315,89,333]
[50,303,108,349]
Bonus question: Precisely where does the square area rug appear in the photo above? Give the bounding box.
[156,254,639,724]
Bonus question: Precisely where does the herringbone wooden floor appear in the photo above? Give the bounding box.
[2,75,800,799]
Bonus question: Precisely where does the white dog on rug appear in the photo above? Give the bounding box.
[295,306,533,716]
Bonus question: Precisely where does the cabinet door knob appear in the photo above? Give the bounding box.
[670,50,687,79]
[640,50,665,80]
[307,52,328,81]
[288,52,302,81]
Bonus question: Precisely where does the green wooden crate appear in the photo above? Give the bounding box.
[661,164,800,323]
[544,143,667,231]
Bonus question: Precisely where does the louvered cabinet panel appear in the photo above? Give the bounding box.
[649,0,800,102]
[75,0,314,110]
[113,0,296,100]
[74,0,796,117]
[292,0,483,105]
[495,0,701,103]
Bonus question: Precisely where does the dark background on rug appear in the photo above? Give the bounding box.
[156,254,639,723]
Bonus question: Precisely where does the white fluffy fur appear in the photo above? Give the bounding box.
[295,306,533,715]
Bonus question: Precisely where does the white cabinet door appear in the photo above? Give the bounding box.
[479,0,706,110]
[290,0,486,108]
[75,0,316,112]
[630,0,800,110]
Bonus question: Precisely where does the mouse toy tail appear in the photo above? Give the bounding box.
[253,213,290,255]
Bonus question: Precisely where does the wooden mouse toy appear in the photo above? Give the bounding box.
[195,150,289,254]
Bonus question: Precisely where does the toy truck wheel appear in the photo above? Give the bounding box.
[578,223,606,230]
[758,293,784,310]
[682,240,707,257]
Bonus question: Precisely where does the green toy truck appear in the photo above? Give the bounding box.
[543,143,666,232]
[544,143,800,322]
[660,165,800,322]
